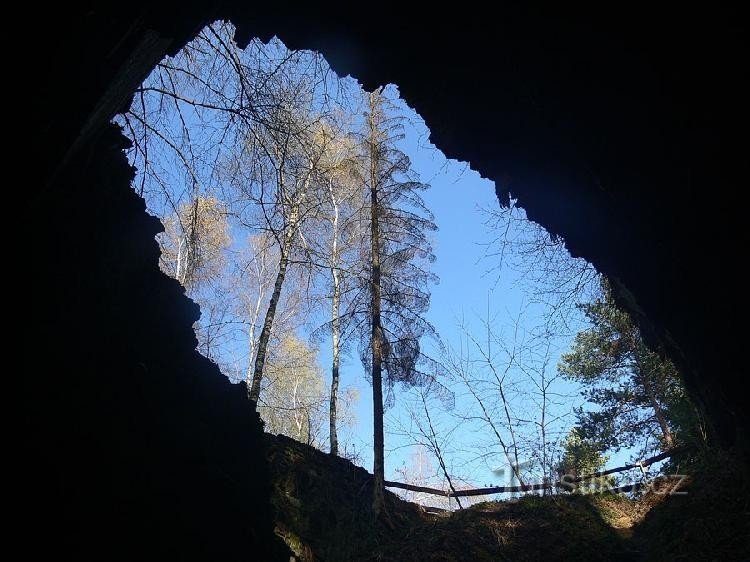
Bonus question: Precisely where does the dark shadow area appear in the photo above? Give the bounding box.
[266,434,425,560]
[266,433,632,561]
[268,433,750,561]
[23,122,289,559]
[24,4,747,560]
[630,452,750,560]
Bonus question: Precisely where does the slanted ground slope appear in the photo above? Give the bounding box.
[265,434,749,561]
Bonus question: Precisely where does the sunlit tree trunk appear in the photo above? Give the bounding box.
[249,233,292,403]
[329,279,341,454]
[629,331,675,450]
[329,182,341,456]
[640,369,675,449]
[249,171,308,404]
[245,288,264,382]
[244,241,271,387]
[175,237,185,284]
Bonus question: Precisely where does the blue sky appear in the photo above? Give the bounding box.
[320,85,600,489]
[327,85,657,492]
[120,29,654,499]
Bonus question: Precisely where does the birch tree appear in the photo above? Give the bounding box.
[233,232,304,386]
[303,119,364,456]
[223,53,332,405]
[159,195,231,290]
[258,335,327,446]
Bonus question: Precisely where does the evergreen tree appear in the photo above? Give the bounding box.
[557,427,614,493]
[357,88,441,516]
[559,280,694,457]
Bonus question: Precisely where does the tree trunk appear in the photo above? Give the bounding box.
[329,186,341,456]
[420,392,463,509]
[292,378,303,441]
[368,100,386,516]
[244,260,266,387]
[249,164,309,406]
[245,292,262,382]
[329,267,341,456]
[627,329,675,450]
[248,236,291,404]
[175,236,185,285]
[640,367,675,449]
[249,194,302,404]
[371,273,386,517]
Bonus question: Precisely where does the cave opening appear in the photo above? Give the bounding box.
[27,7,747,561]
[113,20,720,551]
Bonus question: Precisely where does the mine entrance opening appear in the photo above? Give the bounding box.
[117,21,702,515]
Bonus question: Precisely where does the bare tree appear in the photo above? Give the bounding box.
[481,199,600,336]
[159,195,230,289]
[512,332,573,493]
[318,136,362,455]
[258,335,328,447]
[209,42,335,405]
[299,116,365,456]
[393,446,438,505]
[415,389,464,508]
[120,28,389,474]
[237,233,276,378]
[444,320,526,487]
[226,232,305,386]
[433,300,579,496]
[389,387,495,510]
[119,25,332,394]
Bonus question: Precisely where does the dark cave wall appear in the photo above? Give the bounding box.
[27,5,288,558]
[233,5,747,453]
[238,6,746,451]
[23,2,747,556]
[24,122,287,558]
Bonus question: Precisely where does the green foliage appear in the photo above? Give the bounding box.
[559,280,698,457]
[561,427,607,475]
[558,427,615,493]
